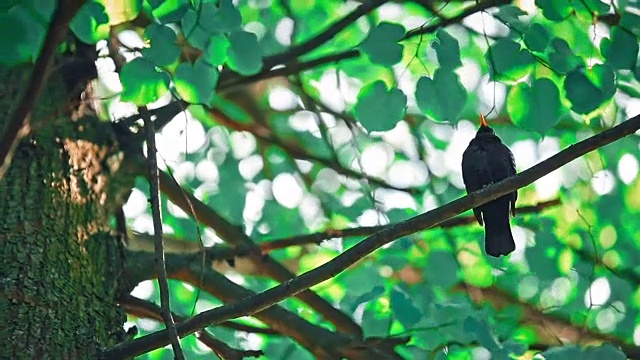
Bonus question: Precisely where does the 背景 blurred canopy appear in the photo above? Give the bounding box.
[3,0,640,358]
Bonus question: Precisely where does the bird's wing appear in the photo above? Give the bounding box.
[461,141,492,192]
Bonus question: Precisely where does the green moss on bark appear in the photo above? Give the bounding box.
[1,65,134,359]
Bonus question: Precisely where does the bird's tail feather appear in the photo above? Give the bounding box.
[482,200,515,257]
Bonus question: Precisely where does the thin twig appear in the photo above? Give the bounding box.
[262,0,387,68]
[140,106,184,359]
[103,113,640,357]
[153,169,364,336]
[120,295,264,359]
[209,108,420,193]
[0,0,85,182]
[260,199,561,251]
[218,0,512,91]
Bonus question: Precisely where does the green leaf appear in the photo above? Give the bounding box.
[227,30,263,75]
[354,81,407,132]
[507,78,562,135]
[524,23,550,52]
[149,0,190,24]
[69,1,109,44]
[205,34,230,66]
[548,38,584,74]
[142,24,180,66]
[0,7,43,65]
[583,343,626,360]
[181,4,217,49]
[211,0,242,32]
[120,58,170,105]
[423,251,458,288]
[209,157,246,225]
[174,59,219,105]
[601,26,639,70]
[493,5,528,33]
[415,69,467,123]
[359,22,405,66]
[463,317,501,352]
[353,285,385,307]
[620,11,640,34]
[494,5,528,25]
[180,0,241,48]
[432,29,461,69]
[390,287,422,328]
[486,39,534,83]
[541,345,583,360]
[535,0,572,21]
[563,65,615,114]
[579,0,609,15]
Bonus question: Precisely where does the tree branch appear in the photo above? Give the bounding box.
[140,107,184,359]
[152,169,364,336]
[104,112,640,355]
[209,107,419,193]
[112,250,403,359]
[262,0,387,68]
[218,0,512,91]
[259,199,561,251]
[119,294,264,359]
[460,284,640,359]
[0,0,85,182]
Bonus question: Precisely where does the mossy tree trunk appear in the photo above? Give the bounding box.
[1,65,134,359]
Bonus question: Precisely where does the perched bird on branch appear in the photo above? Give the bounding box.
[461,114,517,257]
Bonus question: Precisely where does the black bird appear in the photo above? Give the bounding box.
[461,114,517,257]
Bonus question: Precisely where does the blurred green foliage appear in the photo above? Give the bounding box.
[3,0,639,358]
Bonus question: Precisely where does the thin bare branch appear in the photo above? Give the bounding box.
[152,169,364,336]
[120,295,263,359]
[260,199,562,251]
[140,106,184,359]
[219,0,513,90]
[262,0,387,68]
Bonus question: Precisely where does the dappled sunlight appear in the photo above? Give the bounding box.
[618,153,639,184]
[591,170,616,195]
[20,0,636,358]
[585,277,611,308]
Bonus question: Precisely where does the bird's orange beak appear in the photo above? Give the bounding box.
[480,113,488,127]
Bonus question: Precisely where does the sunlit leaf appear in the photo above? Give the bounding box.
[70,1,110,44]
[205,34,230,66]
[148,0,190,24]
[486,39,534,82]
[507,78,562,134]
[120,58,170,105]
[174,59,219,104]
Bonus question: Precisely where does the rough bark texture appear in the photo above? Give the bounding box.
[1,65,134,359]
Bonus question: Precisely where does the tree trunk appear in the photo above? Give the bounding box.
[1,65,133,359]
